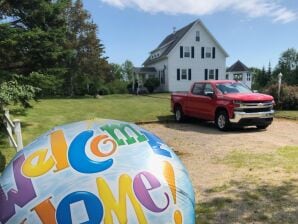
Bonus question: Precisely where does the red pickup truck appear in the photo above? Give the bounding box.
[171,80,275,131]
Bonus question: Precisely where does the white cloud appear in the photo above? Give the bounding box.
[100,0,297,23]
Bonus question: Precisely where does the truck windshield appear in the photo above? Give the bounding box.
[216,82,252,94]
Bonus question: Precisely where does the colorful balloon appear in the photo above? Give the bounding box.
[0,119,195,223]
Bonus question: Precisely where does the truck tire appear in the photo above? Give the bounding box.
[174,106,184,122]
[256,124,269,129]
[215,110,230,131]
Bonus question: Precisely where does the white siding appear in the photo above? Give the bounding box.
[167,22,226,92]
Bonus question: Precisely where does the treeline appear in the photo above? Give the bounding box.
[252,48,298,89]
[252,48,298,109]
[0,0,132,98]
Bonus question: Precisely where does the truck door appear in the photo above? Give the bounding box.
[201,83,216,120]
[185,83,205,118]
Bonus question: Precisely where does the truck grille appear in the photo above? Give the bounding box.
[242,107,272,113]
[235,101,273,113]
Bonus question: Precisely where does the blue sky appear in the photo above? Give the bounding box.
[83,0,298,69]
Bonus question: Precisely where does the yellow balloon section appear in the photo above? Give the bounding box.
[0,120,195,224]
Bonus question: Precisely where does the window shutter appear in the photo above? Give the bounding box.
[191,46,194,58]
[215,69,219,80]
[205,69,208,80]
[180,46,183,58]
[201,47,205,59]
[177,69,180,80]
[212,47,216,58]
[188,69,192,80]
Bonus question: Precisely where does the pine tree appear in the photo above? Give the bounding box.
[65,0,110,96]
[0,0,70,77]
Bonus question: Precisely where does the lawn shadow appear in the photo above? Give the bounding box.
[9,108,28,116]
[196,180,298,223]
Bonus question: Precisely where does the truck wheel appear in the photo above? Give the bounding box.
[256,124,269,129]
[216,110,230,131]
[174,106,184,122]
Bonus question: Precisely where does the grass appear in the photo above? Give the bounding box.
[0,93,172,167]
[222,146,298,172]
[196,180,298,223]
[275,110,298,120]
[194,146,298,222]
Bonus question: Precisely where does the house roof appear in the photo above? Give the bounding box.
[143,19,229,66]
[133,67,157,73]
[227,60,249,72]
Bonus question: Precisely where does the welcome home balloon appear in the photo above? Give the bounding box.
[0,120,195,224]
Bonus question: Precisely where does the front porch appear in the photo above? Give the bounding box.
[133,67,157,92]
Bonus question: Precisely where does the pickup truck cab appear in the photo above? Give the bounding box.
[171,80,274,131]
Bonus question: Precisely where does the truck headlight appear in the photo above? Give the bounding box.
[233,100,242,107]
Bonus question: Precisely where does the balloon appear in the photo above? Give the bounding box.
[0,119,195,224]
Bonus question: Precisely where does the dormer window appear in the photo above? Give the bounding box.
[196,31,200,41]
[184,46,190,57]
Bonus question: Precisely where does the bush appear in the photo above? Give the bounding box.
[98,86,110,95]
[144,77,160,93]
[26,72,63,97]
[106,80,129,94]
[264,84,298,110]
[0,78,39,109]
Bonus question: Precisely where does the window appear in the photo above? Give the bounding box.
[196,31,200,41]
[192,83,204,95]
[226,74,229,79]
[233,73,243,81]
[181,69,187,80]
[216,82,252,94]
[209,69,215,80]
[247,73,251,81]
[206,47,211,58]
[184,46,190,57]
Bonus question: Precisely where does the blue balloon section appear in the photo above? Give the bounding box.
[0,119,195,223]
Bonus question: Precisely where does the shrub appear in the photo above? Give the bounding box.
[98,86,110,95]
[27,72,63,97]
[264,84,298,110]
[106,80,129,94]
[144,77,160,93]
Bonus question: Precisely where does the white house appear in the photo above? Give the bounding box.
[134,19,229,92]
[226,60,252,88]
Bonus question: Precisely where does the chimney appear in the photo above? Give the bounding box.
[173,26,176,34]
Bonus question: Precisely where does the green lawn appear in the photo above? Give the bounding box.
[0,93,172,168]
[275,110,298,120]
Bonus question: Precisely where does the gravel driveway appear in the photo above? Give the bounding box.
[141,118,298,222]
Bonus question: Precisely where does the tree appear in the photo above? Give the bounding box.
[0,77,39,110]
[0,0,71,77]
[65,0,110,96]
[110,63,124,81]
[275,48,298,85]
[122,60,134,82]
